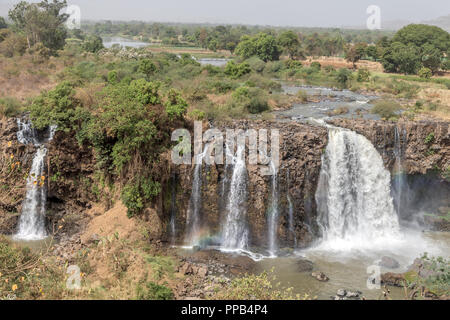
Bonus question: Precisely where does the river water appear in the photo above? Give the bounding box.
[276,84,380,121]
[102,37,150,49]
[256,231,450,300]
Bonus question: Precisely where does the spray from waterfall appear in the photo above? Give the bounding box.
[221,143,249,250]
[14,119,56,241]
[315,124,401,250]
[267,160,279,256]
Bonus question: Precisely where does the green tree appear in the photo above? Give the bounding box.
[392,24,450,53]
[235,33,281,62]
[165,89,188,120]
[8,0,69,52]
[0,17,7,29]
[335,68,352,88]
[224,61,251,79]
[345,43,366,69]
[421,44,443,74]
[278,30,300,59]
[381,42,421,74]
[138,59,157,77]
[82,35,104,53]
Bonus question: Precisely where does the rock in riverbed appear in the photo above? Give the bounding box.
[333,289,362,300]
[311,271,329,282]
[378,256,400,269]
[297,259,314,272]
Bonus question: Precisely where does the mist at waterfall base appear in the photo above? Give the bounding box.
[13,119,56,241]
[304,125,448,265]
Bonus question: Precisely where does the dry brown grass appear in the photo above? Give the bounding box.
[302,56,384,72]
[0,54,63,101]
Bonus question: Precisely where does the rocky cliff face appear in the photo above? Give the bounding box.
[0,118,34,234]
[167,120,328,249]
[1,117,448,246]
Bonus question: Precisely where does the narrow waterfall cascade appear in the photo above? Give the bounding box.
[184,147,207,246]
[393,126,408,218]
[169,174,177,245]
[286,170,297,247]
[221,143,249,250]
[315,124,401,250]
[267,160,280,256]
[14,119,56,241]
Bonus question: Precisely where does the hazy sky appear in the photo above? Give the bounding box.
[1,0,449,27]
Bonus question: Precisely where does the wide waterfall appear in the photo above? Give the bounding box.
[14,119,56,241]
[315,125,401,250]
[221,143,249,250]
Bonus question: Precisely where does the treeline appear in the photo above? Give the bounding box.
[0,0,103,58]
[82,20,393,55]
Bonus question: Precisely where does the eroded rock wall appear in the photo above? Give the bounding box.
[168,120,328,249]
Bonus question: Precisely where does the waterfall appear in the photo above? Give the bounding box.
[393,126,408,217]
[315,125,400,250]
[185,145,210,246]
[169,174,177,244]
[221,143,249,250]
[267,160,279,255]
[14,119,56,241]
[286,170,297,247]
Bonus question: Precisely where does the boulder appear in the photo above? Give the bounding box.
[379,256,400,269]
[381,272,406,287]
[311,271,329,282]
[297,259,314,273]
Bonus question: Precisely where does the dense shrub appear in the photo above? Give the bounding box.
[0,97,22,117]
[418,67,432,79]
[371,100,402,119]
[357,68,371,82]
[122,177,161,218]
[245,56,266,73]
[165,89,188,120]
[138,59,157,77]
[136,281,174,300]
[29,81,87,132]
[82,35,104,53]
[335,68,353,88]
[231,86,269,114]
[310,61,321,70]
[224,61,251,79]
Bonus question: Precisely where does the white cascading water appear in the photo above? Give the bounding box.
[169,174,177,245]
[393,126,408,217]
[14,119,56,241]
[221,143,249,250]
[315,125,401,250]
[184,146,208,246]
[267,160,279,256]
